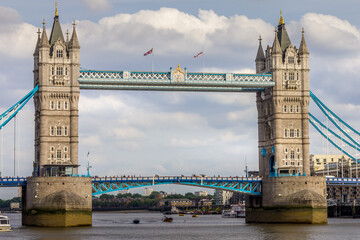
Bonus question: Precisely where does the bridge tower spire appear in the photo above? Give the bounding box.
[24,4,91,227]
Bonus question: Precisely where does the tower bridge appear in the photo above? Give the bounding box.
[4,7,360,226]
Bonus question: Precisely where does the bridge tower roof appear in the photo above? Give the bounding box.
[277,10,292,52]
[49,1,65,47]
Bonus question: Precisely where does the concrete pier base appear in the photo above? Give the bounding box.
[246,176,327,224]
[22,177,92,227]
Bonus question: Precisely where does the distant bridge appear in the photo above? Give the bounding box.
[2,176,359,196]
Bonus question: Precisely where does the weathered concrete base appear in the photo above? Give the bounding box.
[246,204,327,224]
[246,176,327,224]
[22,177,92,227]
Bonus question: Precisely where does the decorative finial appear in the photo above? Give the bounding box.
[258,35,262,43]
[72,20,76,28]
[55,1,58,17]
[66,29,69,41]
[279,10,284,25]
[42,19,46,29]
[37,28,41,38]
[301,27,305,35]
[176,64,181,71]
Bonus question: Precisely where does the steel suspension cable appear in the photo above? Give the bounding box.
[310,91,359,147]
[309,118,359,163]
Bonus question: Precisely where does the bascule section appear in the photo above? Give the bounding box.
[246,12,327,224]
[23,5,92,227]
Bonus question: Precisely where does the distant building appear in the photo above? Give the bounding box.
[144,188,153,196]
[194,191,208,197]
[199,199,212,207]
[214,189,233,205]
[310,154,359,177]
[158,199,193,207]
[10,202,20,210]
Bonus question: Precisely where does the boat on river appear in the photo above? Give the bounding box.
[162,216,173,223]
[0,213,11,231]
[222,205,245,218]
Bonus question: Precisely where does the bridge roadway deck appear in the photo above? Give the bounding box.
[0,176,358,196]
[78,70,274,92]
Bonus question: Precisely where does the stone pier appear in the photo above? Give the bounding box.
[246,176,327,224]
[22,177,92,227]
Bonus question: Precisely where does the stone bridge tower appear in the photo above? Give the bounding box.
[256,12,310,178]
[23,4,92,227]
[33,6,80,177]
[246,12,327,224]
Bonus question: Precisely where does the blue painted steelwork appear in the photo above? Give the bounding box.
[91,176,262,196]
[78,69,273,92]
[310,91,360,147]
[326,177,360,186]
[309,118,359,163]
[0,86,39,130]
[309,113,360,152]
[0,177,26,187]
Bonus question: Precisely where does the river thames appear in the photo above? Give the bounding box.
[2,212,360,239]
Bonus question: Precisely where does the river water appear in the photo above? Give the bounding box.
[2,212,360,239]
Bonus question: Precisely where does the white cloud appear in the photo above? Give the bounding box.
[299,13,360,53]
[82,0,111,11]
[77,8,274,58]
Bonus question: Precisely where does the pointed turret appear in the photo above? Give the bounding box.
[299,28,309,55]
[69,21,80,49]
[34,28,41,55]
[277,11,291,52]
[49,2,65,47]
[255,36,265,74]
[272,28,281,55]
[39,20,50,48]
[256,36,265,61]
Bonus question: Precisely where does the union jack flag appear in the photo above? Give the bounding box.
[144,48,153,56]
[194,51,203,58]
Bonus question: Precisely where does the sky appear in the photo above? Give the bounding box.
[1,0,360,198]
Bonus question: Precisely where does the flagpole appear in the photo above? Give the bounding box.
[152,48,154,73]
[202,49,204,75]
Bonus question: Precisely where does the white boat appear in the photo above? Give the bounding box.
[0,213,11,232]
[222,205,245,218]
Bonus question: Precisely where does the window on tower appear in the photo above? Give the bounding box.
[284,129,288,138]
[289,72,294,80]
[57,101,61,110]
[290,129,295,138]
[290,151,295,159]
[51,67,54,75]
[296,129,300,138]
[65,67,68,75]
[283,105,287,112]
[57,150,62,159]
[57,127,62,136]
[64,126,68,136]
[288,57,294,63]
[56,66,63,75]
[50,101,55,110]
[56,50,63,58]
[64,101,68,110]
[50,126,55,136]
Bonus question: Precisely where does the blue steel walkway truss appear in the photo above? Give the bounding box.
[78,69,273,92]
[92,176,262,196]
